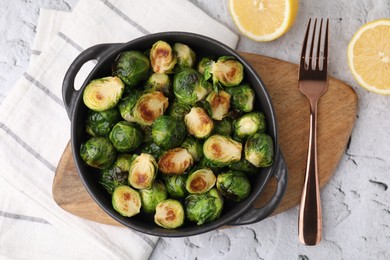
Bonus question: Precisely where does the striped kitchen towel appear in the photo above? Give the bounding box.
[0,0,238,259]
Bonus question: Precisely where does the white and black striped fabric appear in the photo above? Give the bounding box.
[0,0,238,259]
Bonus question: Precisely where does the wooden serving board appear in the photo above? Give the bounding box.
[53,52,358,227]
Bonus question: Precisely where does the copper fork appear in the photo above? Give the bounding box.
[298,18,329,246]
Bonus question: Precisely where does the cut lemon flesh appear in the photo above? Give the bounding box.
[348,19,390,95]
[229,0,298,42]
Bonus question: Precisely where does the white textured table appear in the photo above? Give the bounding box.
[1,0,389,259]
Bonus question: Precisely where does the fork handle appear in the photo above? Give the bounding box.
[298,100,322,245]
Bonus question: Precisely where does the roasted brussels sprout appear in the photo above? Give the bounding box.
[118,88,142,122]
[112,185,141,217]
[139,180,168,213]
[168,100,191,120]
[154,199,185,229]
[233,112,266,140]
[141,142,166,159]
[158,148,194,175]
[185,188,223,225]
[150,41,177,74]
[245,133,274,167]
[203,135,242,167]
[128,153,158,189]
[225,83,255,112]
[80,137,116,169]
[184,107,214,139]
[181,136,203,162]
[109,121,143,152]
[112,51,150,87]
[197,57,213,75]
[173,69,211,105]
[145,73,171,97]
[163,174,188,198]
[100,154,134,194]
[85,108,121,137]
[216,170,251,202]
[173,43,196,69]
[206,90,231,120]
[205,56,244,87]
[133,91,169,126]
[83,76,125,111]
[186,168,216,194]
[213,117,233,136]
[152,115,186,150]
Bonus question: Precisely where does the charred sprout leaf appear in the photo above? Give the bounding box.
[141,142,166,159]
[154,199,185,229]
[112,51,150,87]
[186,168,216,194]
[185,188,223,225]
[86,108,121,137]
[118,88,142,122]
[152,115,186,150]
[133,91,169,126]
[80,137,116,169]
[197,57,213,75]
[203,135,242,167]
[158,148,194,175]
[245,133,274,167]
[181,136,203,162]
[206,56,244,87]
[213,117,233,136]
[206,90,231,120]
[163,174,188,198]
[150,41,177,74]
[173,69,211,105]
[100,154,134,194]
[109,121,143,152]
[229,158,259,174]
[112,185,141,217]
[128,153,158,190]
[216,170,251,202]
[145,73,171,97]
[139,180,168,214]
[233,112,266,140]
[225,83,255,112]
[83,76,125,111]
[173,43,196,69]
[168,100,191,120]
[184,107,214,139]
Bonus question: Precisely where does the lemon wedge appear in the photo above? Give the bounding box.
[228,0,299,42]
[347,19,390,95]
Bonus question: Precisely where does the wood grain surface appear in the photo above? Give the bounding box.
[52,52,358,227]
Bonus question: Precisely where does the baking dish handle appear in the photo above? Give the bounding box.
[62,43,121,119]
[229,151,288,226]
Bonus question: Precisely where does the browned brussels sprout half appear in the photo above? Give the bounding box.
[100,154,134,194]
[204,56,244,87]
[152,115,186,150]
[184,107,214,139]
[245,133,274,167]
[233,112,266,140]
[206,90,231,120]
[80,137,116,169]
[216,170,251,202]
[203,135,242,167]
[109,121,143,152]
[154,199,185,229]
[158,148,194,175]
[139,180,168,214]
[173,43,196,69]
[85,107,121,137]
[186,168,216,194]
[112,51,150,87]
[112,185,141,217]
[225,83,255,112]
[83,76,124,111]
[128,153,158,189]
[150,41,177,74]
[133,91,169,126]
[145,73,171,97]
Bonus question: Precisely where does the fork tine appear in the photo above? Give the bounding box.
[300,18,312,71]
[308,19,317,70]
[315,19,323,70]
[323,19,329,73]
